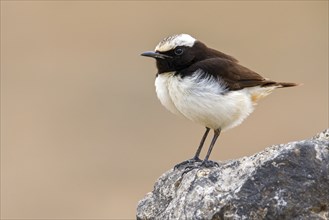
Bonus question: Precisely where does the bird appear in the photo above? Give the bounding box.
[141,34,298,170]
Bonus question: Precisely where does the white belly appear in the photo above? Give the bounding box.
[155,71,272,130]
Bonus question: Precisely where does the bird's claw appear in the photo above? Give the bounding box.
[200,160,219,168]
[174,157,202,170]
[182,160,219,175]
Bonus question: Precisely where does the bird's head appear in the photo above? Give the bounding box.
[141,34,205,74]
[141,34,238,74]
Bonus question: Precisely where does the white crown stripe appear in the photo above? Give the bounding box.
[155,34,196,52]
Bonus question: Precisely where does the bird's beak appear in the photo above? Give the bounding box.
[141,51,172,60]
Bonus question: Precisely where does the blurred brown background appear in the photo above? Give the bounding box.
[1,1,328,219]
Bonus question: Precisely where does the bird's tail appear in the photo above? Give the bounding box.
[275,82,301,88]
[251,81,301,104]
[262,81,302,88]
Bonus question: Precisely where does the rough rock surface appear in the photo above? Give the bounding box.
[137,129,329,220]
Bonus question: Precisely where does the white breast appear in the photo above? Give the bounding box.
[155,70,272,131]
[155,72,183,116]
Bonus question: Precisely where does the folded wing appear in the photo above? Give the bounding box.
[182,58,297,90]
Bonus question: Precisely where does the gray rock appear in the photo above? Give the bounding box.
[137,129,329,220]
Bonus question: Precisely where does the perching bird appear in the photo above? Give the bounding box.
[141,34,298,169]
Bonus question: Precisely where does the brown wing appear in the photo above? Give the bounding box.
[183,58,295,90]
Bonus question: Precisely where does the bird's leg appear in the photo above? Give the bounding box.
[200,128,221,167]
[174,127,210,170]
[182,128,221,174]
[192,127,211,160]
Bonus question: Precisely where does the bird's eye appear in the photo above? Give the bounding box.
[174,48,184,56]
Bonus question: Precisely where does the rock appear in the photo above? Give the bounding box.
[137,129,329,220]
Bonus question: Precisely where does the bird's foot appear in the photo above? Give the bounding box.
[174,157,202,170]
[182,160,219,175]
[200,160,219,168]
